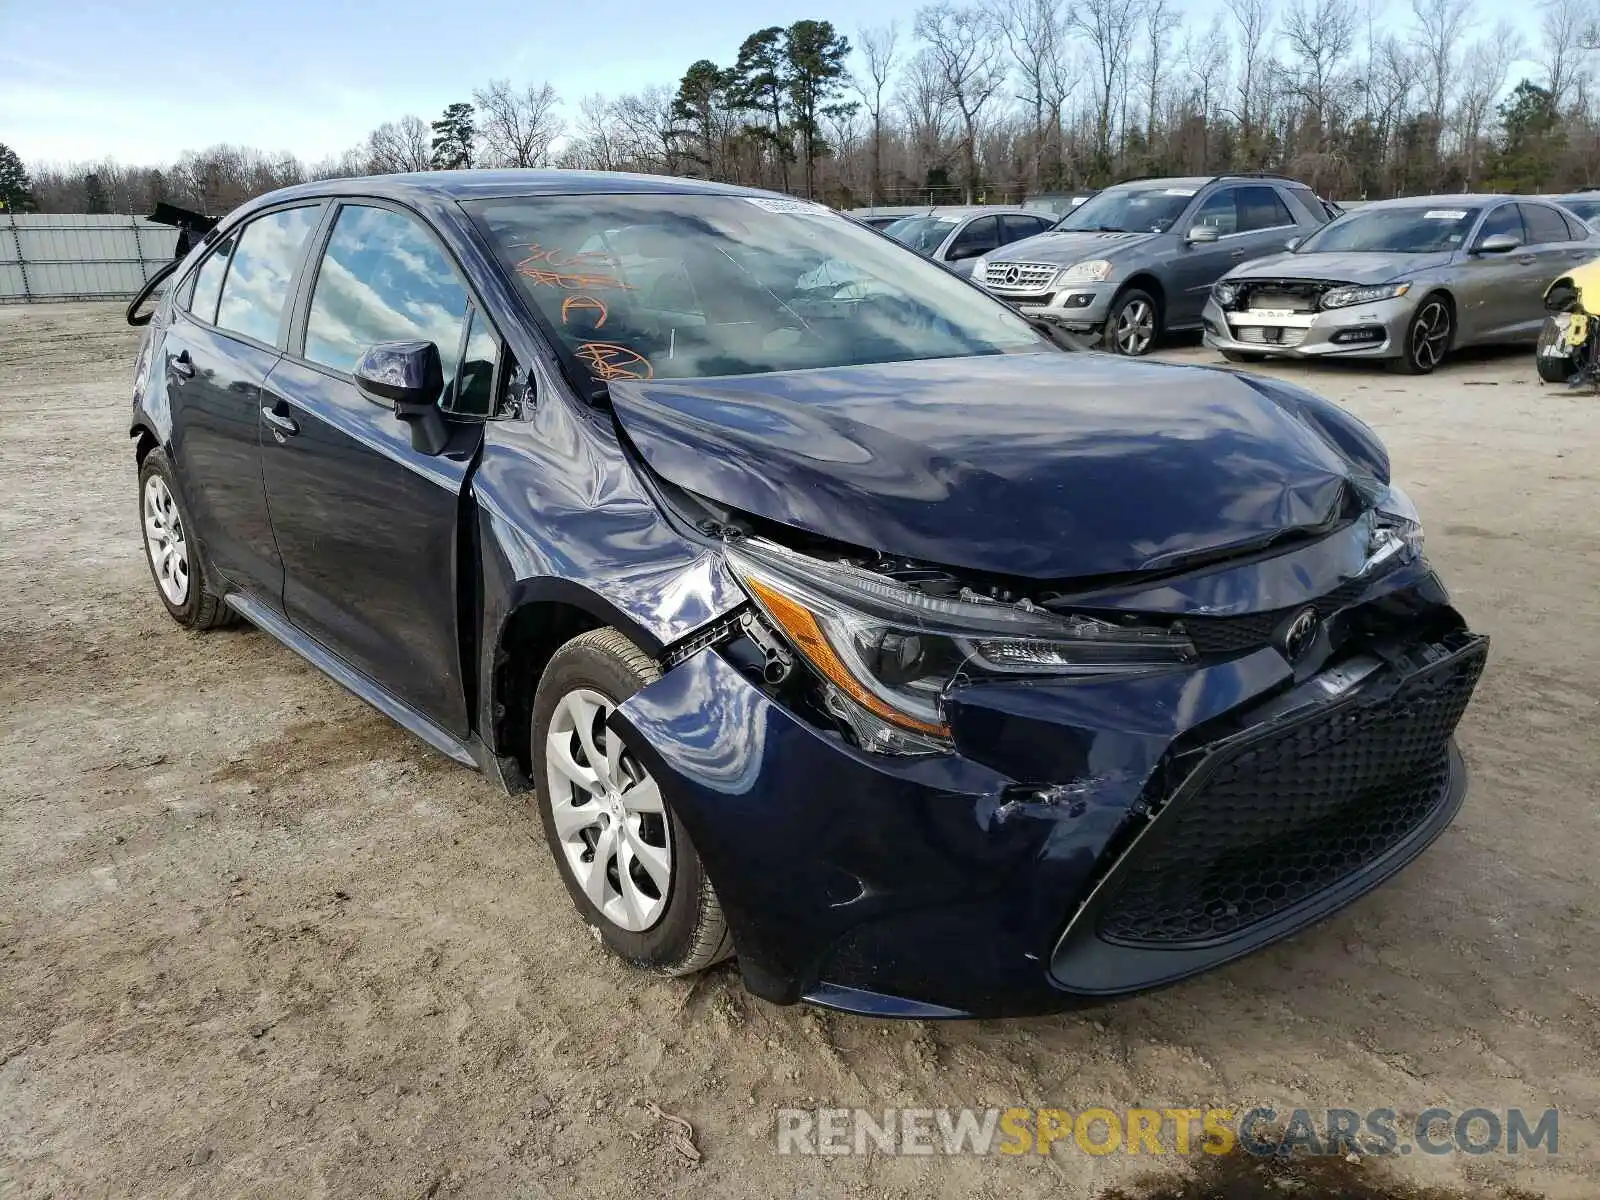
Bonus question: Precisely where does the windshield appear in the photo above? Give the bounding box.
[1560,198,1600,222]
[1296,206,1483,254]
[468,194,1042,384]
[882,216,957,253]
[1053,186,1196,233]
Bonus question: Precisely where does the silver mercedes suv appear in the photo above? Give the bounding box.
[974,175,1335,355]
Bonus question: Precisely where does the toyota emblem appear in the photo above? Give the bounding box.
[1003,265,1021,285]
[1280,607,1319,661]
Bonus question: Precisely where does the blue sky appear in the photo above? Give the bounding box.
[1,0,1542,167]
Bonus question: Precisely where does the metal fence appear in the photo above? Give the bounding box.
[0,213,180,303]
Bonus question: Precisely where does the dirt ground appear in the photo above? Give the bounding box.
[1,301,1596,1200]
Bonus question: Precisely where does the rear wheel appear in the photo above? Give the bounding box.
[138,448,236,630]
[1103,288,1161,356]
[1536,316,1577,384]
[531,628,732,975]
[1388,294,1453,374]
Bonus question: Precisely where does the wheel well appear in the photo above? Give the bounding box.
[1118,274,1166,319]
[493,601,604,778]
[132,427,158,467]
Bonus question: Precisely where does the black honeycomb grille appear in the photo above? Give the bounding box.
[1183,576,1374,657]
[1095,639,1486,947]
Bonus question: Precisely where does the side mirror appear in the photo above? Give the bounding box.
[1285,236,1302,252]
[1186,225,1221,245]
[355,340,450,455]
[1475,233,1521,255]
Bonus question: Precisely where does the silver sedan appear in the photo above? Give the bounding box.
[1202,195,1600,373]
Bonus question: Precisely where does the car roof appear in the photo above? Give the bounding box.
[248,168,786,208]
[1359,194,1512,209]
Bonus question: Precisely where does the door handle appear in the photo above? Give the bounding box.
[168,350,195,380]
[1517,254,1536,266]
[1230,249,1246,259]
[261,406,299,439]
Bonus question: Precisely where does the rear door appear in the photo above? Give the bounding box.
[160,204,323,600]
[1001,213,1054,247]
[1520,201,1591,338]
[260,200,491,736]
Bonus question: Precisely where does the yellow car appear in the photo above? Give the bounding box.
[1538,255,1600,384]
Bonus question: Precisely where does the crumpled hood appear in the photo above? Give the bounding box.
[988,229,1159,265]
[609,353,1369,580]
[1228,250,1455,285]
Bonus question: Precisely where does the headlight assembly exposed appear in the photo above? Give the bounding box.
[1213,281,1239,307]
[1322,282,1411,309]
[1056,259,1114,284]
[1367,482,1425,569]
[724,539,1196,755]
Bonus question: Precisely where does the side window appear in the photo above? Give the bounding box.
[1558,209,1592,241]
[187,235,235,325]
[949,216,999,257]
[1236,186,1294,232]
[1190,189,1239,236]
[1001,214,1049,242]
[303,205,471,381]
[445,307,501,419]
[1479,204,1524,244]
[1287,186,1332,227]
[1519,203,1570,246]
[215,206,322,346]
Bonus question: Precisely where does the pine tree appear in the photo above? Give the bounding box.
[0,143,36,213]
[430,103,476,170]
[783,21,855,199]
[84,171,109,214]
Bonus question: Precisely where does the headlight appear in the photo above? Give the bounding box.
[1368,482,1425,568]
[725,539,1196,755]
[1213,281,1238,307]
[1322,282,1411,309]
[972,255,990,281]
[1056,259,1114,284]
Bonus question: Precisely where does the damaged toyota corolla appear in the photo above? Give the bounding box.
[128,171,1487,1018]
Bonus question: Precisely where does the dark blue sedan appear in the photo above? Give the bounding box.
[127,170,1487,1018]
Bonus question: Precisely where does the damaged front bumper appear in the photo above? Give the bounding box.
[611,561,1487,1018]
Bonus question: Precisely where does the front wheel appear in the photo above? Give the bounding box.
[531,628,732,975]
[1388,294,1453,374]
[1103,289,1161,356]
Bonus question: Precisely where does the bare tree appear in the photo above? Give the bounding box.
[1224,0,1275,157]
[1457,23,1524,185]
[473,79,564,168]
[900,48,958,188]
[1067,0,1147,175]
[914,2,1007,202]
[364,116,432,174]
[1281,0,1357,158]
[1411,0,1476,126]
[1139,0,1174,151]
[613,86,681,174]
[987,0,1068,188]
[1179,16,1231,170]
[1540,0,1590,111]
[853,22,901,203]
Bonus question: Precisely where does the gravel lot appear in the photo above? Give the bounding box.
[2,301,1596,1199]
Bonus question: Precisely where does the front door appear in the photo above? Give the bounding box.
[260,201,487,736]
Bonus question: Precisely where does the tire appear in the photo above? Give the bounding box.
[1387,293,1453,375]
[531,628,732,975]
[1220,349,1266,364]
[1535,316,1577,384]
[1103,288,1161,356]
[137,448,236,630]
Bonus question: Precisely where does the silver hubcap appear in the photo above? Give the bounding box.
[142,475,189,606]
[546,688,672,932]
[1411,301,1451,370]
[1114,298,1156,354]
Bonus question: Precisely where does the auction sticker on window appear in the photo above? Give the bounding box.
[1423,210,1468,220]
[744,197,835,216]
